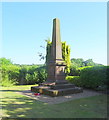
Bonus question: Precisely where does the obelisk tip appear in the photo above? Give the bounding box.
[53,18,59,21]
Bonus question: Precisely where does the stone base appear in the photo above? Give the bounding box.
[31,85,83,97]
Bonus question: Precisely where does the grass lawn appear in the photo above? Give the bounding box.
[0,85,108,118]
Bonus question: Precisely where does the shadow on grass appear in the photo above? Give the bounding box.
[1,88,108,118]
[0,90,23,92]
[2,95,108,118]
[2,96,51,118]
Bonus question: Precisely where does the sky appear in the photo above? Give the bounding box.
[2,2,107,65]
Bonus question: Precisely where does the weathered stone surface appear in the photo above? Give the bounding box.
[31,86,83,97]
[50,84,75,90]
[31,18,83,96]
[46,18,66,84]
[51,18,62,61]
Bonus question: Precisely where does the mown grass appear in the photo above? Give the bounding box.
[0,85,108,118]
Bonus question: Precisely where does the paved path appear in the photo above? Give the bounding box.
[17,89,103,104]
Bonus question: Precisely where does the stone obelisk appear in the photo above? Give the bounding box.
[31,18,83,97]
[51,18,62,61]
[46,18,67,84]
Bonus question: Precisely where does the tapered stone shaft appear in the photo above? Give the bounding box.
[47,18,66,83]
[51,18,62,61]
[31,18,83,97]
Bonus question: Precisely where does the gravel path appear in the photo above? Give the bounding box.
[17,89,103,104]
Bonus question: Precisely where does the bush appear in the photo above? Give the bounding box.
[66,76,82,87]
[66,66,109,90]
[0,74,18,87]
[25,71,38,85]
[79,66,108,89]
[68,65,80,76]
[36,66,47,83]
[1,65,20,86]
[19,65,47,85]
[18,66,28,85]
[1,61,47,86]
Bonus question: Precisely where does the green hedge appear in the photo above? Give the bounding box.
[1,64,47,86]
[66,76,82,87]
[66,66,109,90]
[80,66,108,89]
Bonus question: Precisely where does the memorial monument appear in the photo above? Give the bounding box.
[31,18,83,97]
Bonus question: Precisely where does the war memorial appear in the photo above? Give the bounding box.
[31,18,83,97]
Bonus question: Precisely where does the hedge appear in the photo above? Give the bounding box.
[1,64,47,86]
[80,66,108,89]
[66,76,82,87]
[66,66,109,90]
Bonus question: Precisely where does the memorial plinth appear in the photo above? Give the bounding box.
[31,18,83,97]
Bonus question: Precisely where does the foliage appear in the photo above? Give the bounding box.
[1,58,47,86]
[83,59,98,66]
[71,58,84,68]
[66,76,82,87]
[1,64,20,86]
[68,65,80,76]
[79,66,108,89]
[25,72,38,85]
[46,39,52,64]
[0,57,13,66]
[62,42,71,74]
[36,66,47,83]
[46,40,71,74]
[18,65,47,85]
[0,74,17,87]
[67,65,109,90]
[71,58,101,67]
[1,57,108,89]
[69,58,103,76]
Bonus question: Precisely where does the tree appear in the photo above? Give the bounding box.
[83,59,96,66]
[69,58,103,76]
[71,58,84,68]
[0,57,13,66]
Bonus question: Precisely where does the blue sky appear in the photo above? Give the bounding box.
[2,2,107,65]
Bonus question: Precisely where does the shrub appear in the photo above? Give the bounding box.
[19,65,46,85]
[0,74,17,87]
[25,71,38,85]
[1,65,20,86]
[66,76,82,87]
[0,57,13,65]
[19,66,28,85]
[79,66,108,89]
[36,66,47,83]
[7,65,21,83]
[68,65,80,76]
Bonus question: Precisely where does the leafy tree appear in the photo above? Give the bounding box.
[83,59,96,66]
[71,58,84,68]
[1,62,20,86]
[70,58,103,76]
[0,57,13,66]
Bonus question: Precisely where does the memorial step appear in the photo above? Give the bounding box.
[55,81,68,85]
[31,86,83,97]
[50,83,75,89]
